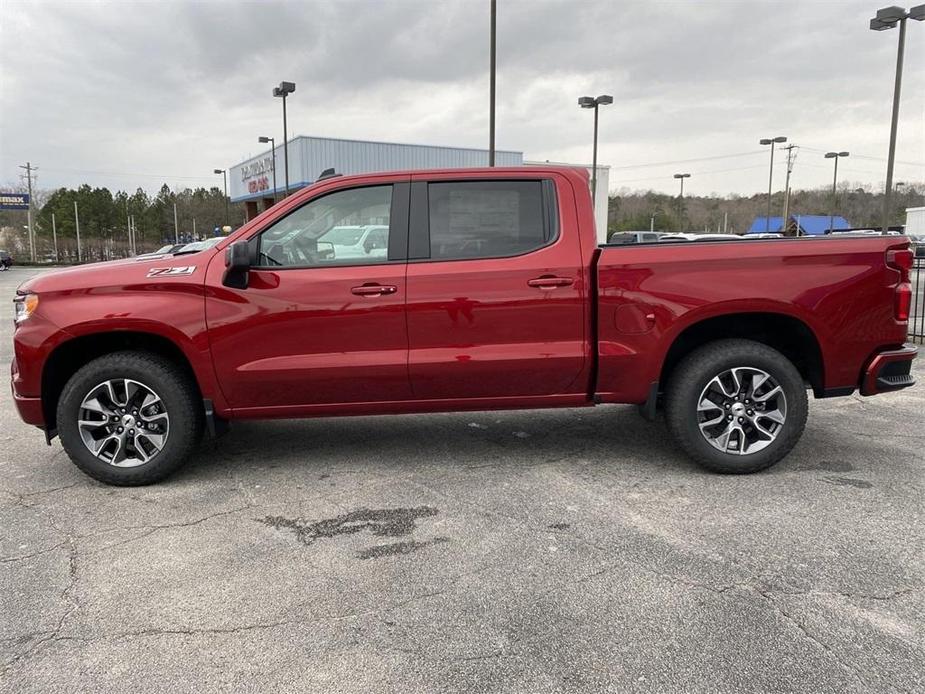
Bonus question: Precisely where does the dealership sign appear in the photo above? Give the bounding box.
[241,156,274,194]
[0,193,30,210]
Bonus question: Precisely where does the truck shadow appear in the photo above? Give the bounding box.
[188,404,693,480]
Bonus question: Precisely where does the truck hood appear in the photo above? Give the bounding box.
[18,251,216,294]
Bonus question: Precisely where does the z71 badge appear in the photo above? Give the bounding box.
[146,266,196,278]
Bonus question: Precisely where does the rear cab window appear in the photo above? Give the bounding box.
[410,179,558,261]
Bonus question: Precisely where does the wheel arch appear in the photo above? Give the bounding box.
[658,312,825,397]
[41,330,204,434]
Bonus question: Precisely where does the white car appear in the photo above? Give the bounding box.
[318,225,389,259]
[659,233,743,242]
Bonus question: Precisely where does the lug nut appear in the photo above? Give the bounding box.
[747,410,754,416]
[738,417,744,423]
[117,426,123,433]
[727,415,733,421]
[129,429,135,435]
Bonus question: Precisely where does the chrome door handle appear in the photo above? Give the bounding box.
[351,284,397,296]
[527,276,574,289]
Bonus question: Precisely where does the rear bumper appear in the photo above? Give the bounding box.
[860,343,917,396]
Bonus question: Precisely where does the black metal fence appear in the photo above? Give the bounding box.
[911,258,925,344]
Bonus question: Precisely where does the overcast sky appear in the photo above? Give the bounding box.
[1,0,923,198]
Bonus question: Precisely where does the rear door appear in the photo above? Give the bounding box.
[206,178,412,411]
[404,173,587,399]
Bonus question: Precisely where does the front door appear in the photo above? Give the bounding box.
[405,174,588,400]
[206,180,412,412]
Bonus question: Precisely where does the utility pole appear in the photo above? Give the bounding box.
[781,144,798,234]
[193,218,197,240]
[18,162,37,262]
[74,201,82,263]
[489,0,497,166]
[173,202,179,243]
[126,204,132,255]
[723,211,728,234]
[51,213,58,263]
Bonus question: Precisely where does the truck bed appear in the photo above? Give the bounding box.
[593,235,911,404]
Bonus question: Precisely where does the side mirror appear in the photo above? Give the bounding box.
[316,241,335,261]
[225,240,250,270]
[223,240,251,289]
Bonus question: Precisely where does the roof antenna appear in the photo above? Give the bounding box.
[317,168,341,181]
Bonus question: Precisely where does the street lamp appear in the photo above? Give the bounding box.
[824,151,850,232]
[759,136,787,232]
[674,173,691,230]
[578,94,613,210]
[213,169,228,227]
[258,136,277,203]
[273,81,296,197]
[870,5,924,233]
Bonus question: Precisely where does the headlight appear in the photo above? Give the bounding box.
[13,293,39,324]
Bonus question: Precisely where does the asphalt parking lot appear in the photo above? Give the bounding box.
[1,266,922,694]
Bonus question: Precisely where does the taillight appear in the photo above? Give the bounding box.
[886,248,914,321]
[896,284,912,321]
[886,249,913,280]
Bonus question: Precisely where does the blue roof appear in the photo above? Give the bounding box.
[747,215,851,235]
[748,217,785,233]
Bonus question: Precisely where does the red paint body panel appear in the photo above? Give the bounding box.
[404,170,591,399]
[10,165,916,432]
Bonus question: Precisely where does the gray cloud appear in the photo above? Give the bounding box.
[1,0,922,197]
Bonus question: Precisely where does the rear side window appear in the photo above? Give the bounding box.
[427,180,551,260]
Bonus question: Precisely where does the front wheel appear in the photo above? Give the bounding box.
[665,339,808,474]
[57,351,203,485]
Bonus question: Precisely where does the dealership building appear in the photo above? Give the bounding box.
[228,135,610,243]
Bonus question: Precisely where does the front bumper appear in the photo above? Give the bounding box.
[860,343,918,396]
[11,356,45,426]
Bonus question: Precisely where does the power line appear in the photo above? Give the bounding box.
[608,150,766,171]
[799,146,923,168]
[39,166,218,182]
[611,163,768,185]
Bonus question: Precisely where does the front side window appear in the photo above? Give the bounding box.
[427,180,550,260]
[257,185,392,267]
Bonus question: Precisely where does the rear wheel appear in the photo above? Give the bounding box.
[665,339,808,474]
[57,352,203,485]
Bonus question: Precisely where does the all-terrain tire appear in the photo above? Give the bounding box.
[56,351,203,485]
[664,339,808,474]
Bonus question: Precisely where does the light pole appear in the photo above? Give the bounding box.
[489,0,496,166]
[258,136,277,202]
[578,94,613,209]
[824,151,850,233]
[674,173,691,230]
[213,169,228,227]
[273,81,296,196]
[870,5,924,233]
[759,136,787,232]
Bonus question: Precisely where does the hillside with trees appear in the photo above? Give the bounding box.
[0,179,922,263]
[607,182,923,236]
[0,184,246,262]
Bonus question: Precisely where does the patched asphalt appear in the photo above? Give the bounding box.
[1,267,922,693]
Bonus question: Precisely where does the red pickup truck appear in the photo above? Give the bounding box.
[11,166,917,485]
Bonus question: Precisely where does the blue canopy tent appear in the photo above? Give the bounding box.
[747,215,851,236]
